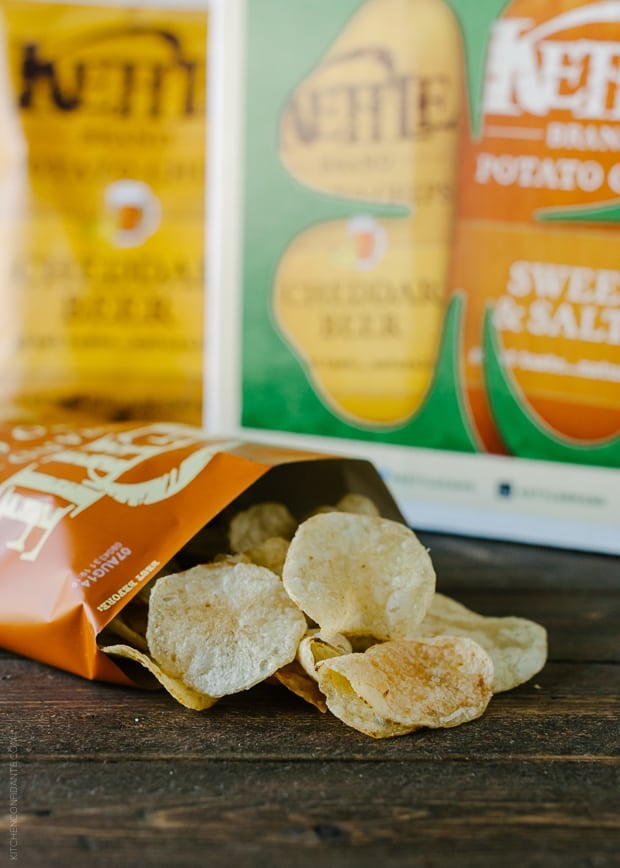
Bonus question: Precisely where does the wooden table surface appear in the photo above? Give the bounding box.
[1,531,619,868]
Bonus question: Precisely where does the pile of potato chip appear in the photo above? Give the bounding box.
[101,495,547,738]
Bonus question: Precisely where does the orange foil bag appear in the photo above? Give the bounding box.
[0,421,401,684]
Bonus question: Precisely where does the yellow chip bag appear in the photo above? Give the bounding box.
[0,1,208,426]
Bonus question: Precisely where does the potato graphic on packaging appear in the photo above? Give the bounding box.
[280,0,461,235]
[275,0,462,426]
[274,217,451,425]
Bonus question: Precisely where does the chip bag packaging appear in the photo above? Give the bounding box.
[0,0,208,426]
[210,0,620,554]
[0,421,404,686]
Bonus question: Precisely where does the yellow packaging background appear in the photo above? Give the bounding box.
[275,0,462,427]
[0,1,208,424]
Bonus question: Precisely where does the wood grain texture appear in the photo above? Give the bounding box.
[1,532,618,868]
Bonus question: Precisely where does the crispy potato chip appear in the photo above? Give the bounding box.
[317,636,494,738]
[412,593,548,693]
[303,504,336,519]
[105,612,149,653]
[244,537,290,576]
[273,660,327,712]
[104,594,149,651]
[304,494,379,521]
[335,493,379,516]
[146,562,307,698]
[297,629,352,681]
[137,558,184,604]
[229,502,297,553]
[212,552,252,565]
[102,644,217,711]
[314,666,413,739]
[282,513,435,639]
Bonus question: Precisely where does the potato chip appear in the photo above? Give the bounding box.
[304,493,379,521]
[104,593,149,651]
[317,636,494,738]
[335,493,379,516]
[146,562,307,698]
[229,502,297,553]
[412,593,548,693]
[282,513,435,639]
[314,665,412,739]
[105,612,149,653]
[102,644,217,711]
[297,629,352,681]
[303,504,336,519]
[273,660,327,712]
[137,558,184,604]
[244,536,290,576]
[212,552,252,565]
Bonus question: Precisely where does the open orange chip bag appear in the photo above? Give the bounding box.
[0,420,402,686]
[0,420,547,737]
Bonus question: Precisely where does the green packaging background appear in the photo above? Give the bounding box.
[239,0,620,468]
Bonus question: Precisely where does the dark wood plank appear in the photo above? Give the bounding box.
[7,757,619,868]
[418,532,620,592]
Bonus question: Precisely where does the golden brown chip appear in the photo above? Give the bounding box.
[335,493,380,516]
[146,562,307,698]
[228,502,297,553]
[303,494,379,521]
[282,513,435,639]
[412,593,548,693]
[244,536,290,576]
[296,629,352,681]
[212,552,252,565]
[317,636,494,738]
[105,612,149,653]
[103,593,149,651]
[303,504,336,519]
[273,660,327,712]
[102,644,218,711]
[314,666,412,739]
